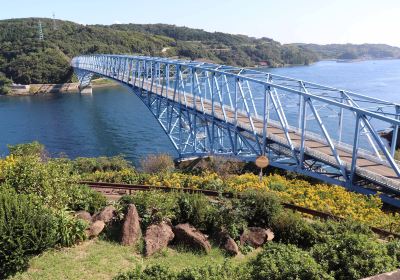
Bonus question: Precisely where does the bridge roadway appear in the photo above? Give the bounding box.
[130,75,400,193]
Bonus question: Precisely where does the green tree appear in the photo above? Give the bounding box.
[0,71,12,94]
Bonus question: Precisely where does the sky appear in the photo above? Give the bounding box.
[1,0,400,46]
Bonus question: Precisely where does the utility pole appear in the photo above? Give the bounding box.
[38,20,44,41]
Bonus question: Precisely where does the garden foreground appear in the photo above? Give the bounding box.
[1,142,400,280]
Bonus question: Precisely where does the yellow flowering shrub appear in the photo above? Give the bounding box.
[225,173,264,191]
[225,173,400,232]
[81,168,144,184]
[0,155,18,180]
[145,172,224,190]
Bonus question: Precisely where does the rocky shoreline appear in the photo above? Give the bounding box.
[5,78,118,96]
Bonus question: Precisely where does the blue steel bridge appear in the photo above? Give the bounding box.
[72,55,400,207]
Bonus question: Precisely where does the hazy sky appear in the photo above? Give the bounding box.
[1,0,400,46]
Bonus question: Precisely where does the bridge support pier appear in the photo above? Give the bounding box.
[78,84,92,95]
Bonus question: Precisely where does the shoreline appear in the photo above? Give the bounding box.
[4,78,119,96]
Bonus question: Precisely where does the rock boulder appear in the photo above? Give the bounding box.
[145,222,174,256]
[218,231,239,256]
[173,223,211,253]
[121,204,142,246]
[92,205,116,224]
[240,227,274,248]
[224,237,240,256]
[89,220,105,237]
[75,210,92,223]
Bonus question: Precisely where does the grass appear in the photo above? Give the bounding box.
[11,239,251,280]
[91,78,118,86]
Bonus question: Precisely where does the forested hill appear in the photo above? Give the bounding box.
[296,43,400,60]
[1,18,400,86]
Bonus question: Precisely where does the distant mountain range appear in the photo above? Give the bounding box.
[1,17,400,85]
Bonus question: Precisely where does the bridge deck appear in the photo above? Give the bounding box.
[135,77,400,191]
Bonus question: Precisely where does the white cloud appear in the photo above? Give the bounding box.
[113,20,122,24]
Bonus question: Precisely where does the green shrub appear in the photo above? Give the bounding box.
[113,263,249,280]
[8,141,45,158]
[113,264,176,280]
[73,156,132,174]
[387,239,400,263]
[311,219,373,242]
[2,156,73,209]
[0,188,59,278]
[272,211,318,248]
[311,233,398,280]
[177,262,249,280]
[272,211,374,249]
[2,153,104,212]
[250,243,333,280]
[174,192,217,232]
[118,195,138,213]
[142,265,176,280]
[213,198,247,239]
[119,191,178,229]
[113,266,143,280]
[240,190,282,228]
[55,210,89,247]
[67,184,107,214]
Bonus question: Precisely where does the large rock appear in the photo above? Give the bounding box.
[173,223,211,253]
[89,220,105,237]
[224,237,239,256]
[145,222,174,256]
[121,204,142,246]
[75,210,92,223]
[218,232,239,256]
[240,227,274,248]
[93,205,116,223]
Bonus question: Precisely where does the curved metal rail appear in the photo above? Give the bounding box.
[72,54,400,207]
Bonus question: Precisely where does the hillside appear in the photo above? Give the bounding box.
[296,43,400,60]
[103,23,319,67]
[1,18,400,86]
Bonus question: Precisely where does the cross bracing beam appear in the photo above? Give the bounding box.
[72,54,400,207]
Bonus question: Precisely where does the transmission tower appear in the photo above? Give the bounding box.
[52,13,57,30]
[38,20,44,40]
